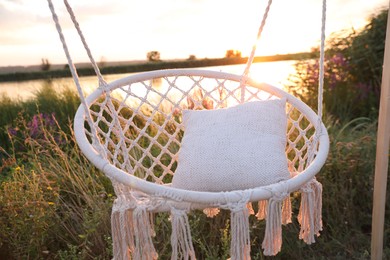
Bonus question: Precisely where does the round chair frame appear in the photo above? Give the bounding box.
[74,69,329,209]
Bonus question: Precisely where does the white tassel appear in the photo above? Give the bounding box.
[170,208,196,260]
[313,180,323,236]
[255,200,268,220]
[203,207,220,218]
[230,207,251,260]
[282,195,292,225]
[132,206,158,260]
[111,192,135,260]
[149,212,156,237]
[112,210,130,260]
[298,178,323,245]
[262,197,283,256]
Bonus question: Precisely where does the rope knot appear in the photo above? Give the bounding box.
[220,191,252,212]
[267,181,289,202]
[300,183,314,193]
[170,206,188,216]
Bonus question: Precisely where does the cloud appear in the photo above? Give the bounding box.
[0,1,50,30]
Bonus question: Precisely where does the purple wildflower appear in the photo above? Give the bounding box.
[7,127,17,136]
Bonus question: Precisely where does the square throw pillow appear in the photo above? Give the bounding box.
[171,98,290,192]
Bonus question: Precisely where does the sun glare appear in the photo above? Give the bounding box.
[0,0,387,67]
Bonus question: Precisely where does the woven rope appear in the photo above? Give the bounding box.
[82,75,315,184]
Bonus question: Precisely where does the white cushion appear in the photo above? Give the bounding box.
[171,99,290,192]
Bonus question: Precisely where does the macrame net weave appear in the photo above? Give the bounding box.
[88,74,314,184]
[47,0,329,259]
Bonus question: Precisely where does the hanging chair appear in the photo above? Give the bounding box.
[48,0,329,258]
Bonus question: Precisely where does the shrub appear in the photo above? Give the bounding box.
[225,49,242,58]
[0,115,113,259]
[147,51,161,62]
[288,9,387,121]
[289,53,360,121]
[41,58,51,71]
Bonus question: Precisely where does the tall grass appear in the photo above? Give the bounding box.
[0,112,113,259]
[0,97,386,258]
[0,80,80,152]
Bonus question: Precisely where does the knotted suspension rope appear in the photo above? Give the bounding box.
[62,0,108,88]
[240,0,273,102]
[47,0,105,153]
[308,0,327,165]
[317,0,327,128]
[241,0,327,129]
[242,0,273,79]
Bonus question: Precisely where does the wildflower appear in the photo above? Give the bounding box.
[7,127,17,136]
[28,114,41,138]
[202,98,214,110]
[172,107,181,117]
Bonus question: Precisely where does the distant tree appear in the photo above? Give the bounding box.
[40,58,51,71]
[98,56,107,68]
[187,55,197,61]
[225,50,242,58]
[147,51,161,62]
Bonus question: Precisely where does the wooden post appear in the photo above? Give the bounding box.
[371,4,390,260]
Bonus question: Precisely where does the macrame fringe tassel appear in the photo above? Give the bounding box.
[111,188,136,260]
[132,206,158,260]
[298,179,323,245]
[255,200,268,220]
[230,207,251,260]
[203,207,220,218]
[149,212,156,237]
[262,198,283,256]
[112,210,130,260]
[313,181,323,235]
[170,208,196,260]
[282,195,292,225]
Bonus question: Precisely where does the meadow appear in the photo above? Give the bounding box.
[0,9,389,260]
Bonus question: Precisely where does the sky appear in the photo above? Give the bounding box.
[0,0,388,67]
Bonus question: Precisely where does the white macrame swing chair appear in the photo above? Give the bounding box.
[48,0,330,258]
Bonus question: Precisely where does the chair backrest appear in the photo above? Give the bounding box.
[81,69,317,185]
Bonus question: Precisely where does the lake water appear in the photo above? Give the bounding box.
[0,60,297,100]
